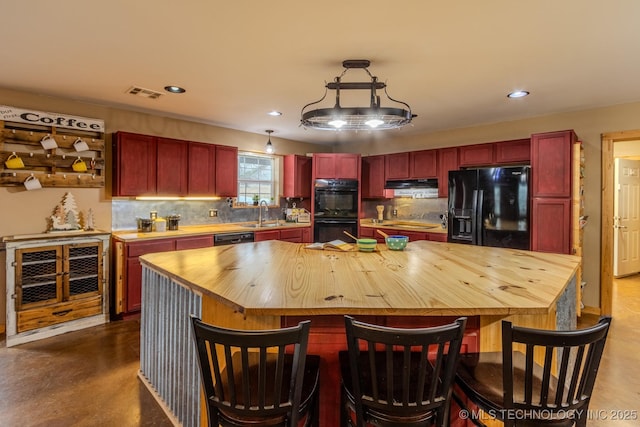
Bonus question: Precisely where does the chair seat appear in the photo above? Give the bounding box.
[218,353,321,426]
[339,350,441,425]
[455,352,564,421]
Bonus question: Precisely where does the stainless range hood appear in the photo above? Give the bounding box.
[384,179,438,189]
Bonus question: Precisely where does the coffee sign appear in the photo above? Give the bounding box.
[0,105,104,132]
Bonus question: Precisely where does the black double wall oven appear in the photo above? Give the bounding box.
[313,179,358,242]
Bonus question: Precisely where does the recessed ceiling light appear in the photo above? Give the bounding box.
[507,90,529,99]
[164,85,186,94]
[268,110,282,116]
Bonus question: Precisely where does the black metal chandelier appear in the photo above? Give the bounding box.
[300,60,415,131]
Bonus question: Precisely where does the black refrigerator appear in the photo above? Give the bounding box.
[447,166,530,249]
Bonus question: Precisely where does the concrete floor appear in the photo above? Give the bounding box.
[0,319,172,427]
[0,274,638,427]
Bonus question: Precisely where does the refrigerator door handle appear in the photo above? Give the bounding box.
[471,190,479,245]
[475,190,484,245]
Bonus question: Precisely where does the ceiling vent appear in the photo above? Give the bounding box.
[126,86,163,100]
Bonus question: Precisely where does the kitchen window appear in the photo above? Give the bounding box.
[237,152,279,205]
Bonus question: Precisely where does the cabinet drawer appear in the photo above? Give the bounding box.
[175,235,213,250]
[279,228,303,240]
[127,239,175,257]
[17,295,103,333]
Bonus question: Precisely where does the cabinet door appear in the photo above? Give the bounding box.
[254,230,280,242]
[437,147,458,198]
[279,228,303,242]
[125,239,175,313]
[156,138,188,196]
[15,245,63,309]
[113,132,156,196]
[175,235,213,250]
[301,227,312,243]
[458,143,495,167]
[411,150,438,178]
[425,232,447,242]
[215,145,238,197]
[188,142,216,196]
[335,154,360,179]
[531,198,571,254]
[283,155,312,198]
[495,138,531,164]
[66,242,103,301]
[362,155,390,199]
[385,152,410,180]
[313,154,336,178]
[531,131,575,198]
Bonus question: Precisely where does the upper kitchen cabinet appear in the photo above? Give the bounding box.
[531,130,576,198]
[385,150,437,180]
[187,142,216,196]
[458,143,494,167]
[385,152,410,180]
[283,154,312,198]
[494,138,531,164]
[156,137,188,196]
[437,147,458,198]
[312,153,360,179]
[410,149,438,178]
[214,145,238,197]
[361,155,391,199]
[113,132,157,196]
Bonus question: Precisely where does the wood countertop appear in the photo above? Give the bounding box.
[140,240,579,317]
[112,221,310,242]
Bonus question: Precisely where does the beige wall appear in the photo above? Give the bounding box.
[3,86,640,319]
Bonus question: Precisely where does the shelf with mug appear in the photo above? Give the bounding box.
[0,119,105,189]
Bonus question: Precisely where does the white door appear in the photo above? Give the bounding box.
[614,158,640,276]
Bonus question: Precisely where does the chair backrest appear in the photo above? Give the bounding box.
[501,317,612,426]
[344,315,467,427]
[190,316,312,427]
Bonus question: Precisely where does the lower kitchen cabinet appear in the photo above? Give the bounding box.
[4,232,110,347]
[254,227,311,243]
[114,235,214,316]
[360,227,447,243]
[531,198,571,254]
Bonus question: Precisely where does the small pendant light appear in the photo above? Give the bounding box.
[265,130,274,154]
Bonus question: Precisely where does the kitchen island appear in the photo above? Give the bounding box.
[138,240,579,427]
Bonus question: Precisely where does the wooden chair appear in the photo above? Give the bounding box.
[340,315,468,427]
[190,317,320,427]
[454,317,611,427]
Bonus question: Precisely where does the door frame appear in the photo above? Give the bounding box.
[600,129,640,315]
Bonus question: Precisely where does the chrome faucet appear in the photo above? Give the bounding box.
[258,200,269,227]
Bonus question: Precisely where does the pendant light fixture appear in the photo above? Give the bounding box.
[301,60,416,131]
[265,130,274,153]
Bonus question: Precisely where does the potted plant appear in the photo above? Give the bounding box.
[252,194,260,206]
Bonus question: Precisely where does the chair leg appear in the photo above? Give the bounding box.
[451,391,487,427]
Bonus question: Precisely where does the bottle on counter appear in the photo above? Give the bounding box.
[154,218,167,232]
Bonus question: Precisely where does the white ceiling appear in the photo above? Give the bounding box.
[3,1,640,146]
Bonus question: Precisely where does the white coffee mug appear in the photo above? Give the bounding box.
[24,175,42,191]
[73,137,89,152]
[40,135,58,149]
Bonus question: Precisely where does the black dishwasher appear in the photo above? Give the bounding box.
[214,232,255,246]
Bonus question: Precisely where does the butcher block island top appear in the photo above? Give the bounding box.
[139,240,580,317]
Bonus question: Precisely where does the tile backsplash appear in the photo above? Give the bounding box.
[361,198,447,224]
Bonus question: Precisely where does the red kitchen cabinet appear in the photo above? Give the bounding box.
[458,143,494,167]
[361,155,391,199]
[175,235,214,250]
[124,239,175,313]
[313,153,360,179]
[385,152,410,180]
[254,230,280,242]
[215,145,238,197]
[156,137,188,196]
[283,154,312,198]
[531,130,576,198]
[425,232,447,242]
[437,147,458,198]
[279,228,303,242]
[301,227,311,243]
[113,132,157,196]
[411,150,438,178]
[531,198,571,254]
[494,138,531,164]
[188,142,216,196]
